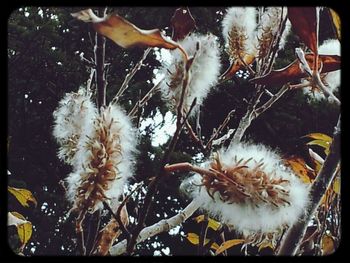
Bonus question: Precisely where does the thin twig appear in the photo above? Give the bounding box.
[185,120,205,151]
[125,98,197,254]
[94,31,106,108]
[128,77,163,118]
[111,48,152,104]
[116,183,144,242]
[88,210,101,255]
[198,215,209,255]
[263,8,288,75]
[254,84,290,117]
[75,210,87,255]
[206,109,235,150]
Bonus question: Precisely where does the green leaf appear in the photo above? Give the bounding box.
[215,239,245,255]
[8,187,37,207]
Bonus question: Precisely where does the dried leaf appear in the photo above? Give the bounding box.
[307,139,331,152]
[8,212,32,249]
[284,157,315,184]
[333,177,340,194]
[186,233,200,245]
[8,187,37,208]
[72,9,181,52]
[304,133,332,143]
[288,7,318,53]
[194,215,221,231]
[321,235,335,255]
[8,212,27,227]
[250,54,340,86]
[170,7,196,41]
[186,233,219,250]
[17,222,33,249]
[329,9,341,40]
[220,54,255,82]
[258,239,274,252]
[215,239,245,255]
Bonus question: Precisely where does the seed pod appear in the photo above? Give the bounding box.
[53,88,97,165]
[66,105,137,214]
[180,142,310,236]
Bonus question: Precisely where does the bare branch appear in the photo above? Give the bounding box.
[185,120,205,151]
[128,77,163,118]
[206,109,235,150]
[111,48,152,104]
[110,198,201,255]
[254,84,290,117]
[125,97,196,254]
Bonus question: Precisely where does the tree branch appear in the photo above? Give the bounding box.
[128,77,163,118]
[206,109,235,150]
[94,8,107,109]
[125,55,195,254]
[278,115,341,255]
[109,198,201,255]
[112,48,152,104]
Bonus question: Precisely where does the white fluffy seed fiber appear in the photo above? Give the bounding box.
[52,88,97,165]
[160,33,221,116]
[65,104,137,212]
[180,142,310,235]
[222,7,258,57]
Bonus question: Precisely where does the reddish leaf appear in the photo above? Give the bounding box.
[220,54,255,82]
[288,7,318,53]
[250,54,340,86]
[171,7,196,41]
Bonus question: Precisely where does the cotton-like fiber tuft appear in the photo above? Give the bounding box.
[53,88,97,165]
[180,142,310,236]
[159,33,221,116]
[222,7,258,59]
[66,104,137,214]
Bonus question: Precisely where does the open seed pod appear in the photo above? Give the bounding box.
[181,142,310,236]
[66,104,137,214]
[53,88,97,165]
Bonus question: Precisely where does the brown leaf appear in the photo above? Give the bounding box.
[284,157,315,184]
[288,7,318,53]
[321,234,335,255]
[171,7,196,41]
[92,218,120,255]
[72,9,181,51]
[220,54,255,82]
[91,205,129,255]
[250,54,340,86]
